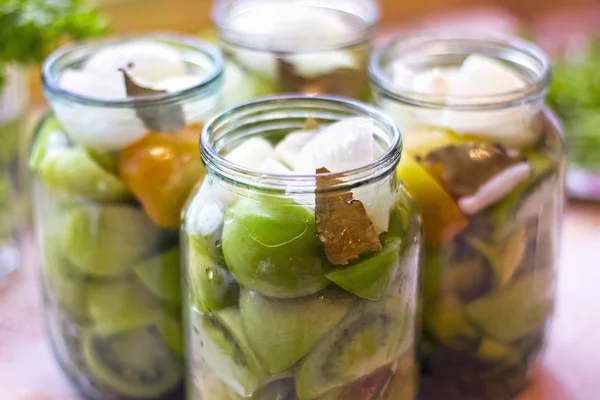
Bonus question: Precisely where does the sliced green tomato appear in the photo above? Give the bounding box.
[467,226,528,286]
[294,298,413,400]
[424,296,479,350]
[81,326,182,398]
[87,149,120,175]
[190,308,269,397]
[40,147,131,202]
[63,204,159,277]
[421,249,444,315]
[526,151,558,177]
[134,248,182,305]
[477,337,520,362]
[29,114,64,171]
[403,126,474,158]
[441,258,489,299]
[189,235,238,312]
[396,154,468,248]
[325,239,402,300]
[465,269,555,342]
[221,197,329,298]
[389,194,413,238]
[43,235,90,321]
[87,280,162,335]
[157,315,184,357]
[239,288,352,375]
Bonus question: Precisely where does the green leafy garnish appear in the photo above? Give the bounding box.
[547,39,600,172]
[0,0,108,88]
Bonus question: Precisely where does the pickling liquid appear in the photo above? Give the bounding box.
[417,117,564,400]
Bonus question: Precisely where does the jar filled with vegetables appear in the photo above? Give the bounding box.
[30,35,223,400]
[211,0,378,102]
[370,34,566,400]
[183,95,422,400]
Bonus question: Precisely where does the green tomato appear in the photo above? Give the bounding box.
[29,115,65,172]
[188,234,238,312]
[221,60,277,109]
[87,279,162,335]
[42,234,90,321]
[40,147,131,202]
[221,197,329,298]
[62,204,159,277]
[133,248,182,306]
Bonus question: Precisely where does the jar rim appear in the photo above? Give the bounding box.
[212,0,379,52]
[200,94,402,193]
[369,33,551,111]
[42,33,224,108]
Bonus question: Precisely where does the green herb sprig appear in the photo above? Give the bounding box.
[0,0,109,88]
[547,39,600,172]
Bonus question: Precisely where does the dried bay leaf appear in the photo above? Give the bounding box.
[120,69,186,133]
[420,143,524,197]
[315,167,382,265]
[277,58,367,99]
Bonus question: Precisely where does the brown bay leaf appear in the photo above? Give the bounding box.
[120,69,186,133]
[315,167,382,265]
[277,58,367,99]
[420,143,524,197]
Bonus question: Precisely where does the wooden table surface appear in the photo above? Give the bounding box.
[0,200,598,400]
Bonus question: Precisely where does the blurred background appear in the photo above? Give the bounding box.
[18,0,600,103]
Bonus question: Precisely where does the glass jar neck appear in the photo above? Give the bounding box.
[370,34,551,111]
[212,0,379,52]
[42,34,224,108]
[201,95,401,193]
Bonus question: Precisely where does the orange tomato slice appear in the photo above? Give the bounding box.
[119,124,205,229]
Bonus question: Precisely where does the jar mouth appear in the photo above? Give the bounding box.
[42,33,224,108]
[201,94,402,193]
[369,33,551,111]
[212,0,379,52]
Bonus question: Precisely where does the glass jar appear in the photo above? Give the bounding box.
[30,34,223,400]
[211,0,378,104]
[182,95,422,400]
[370,35,566,400]
[0,65,29,287]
